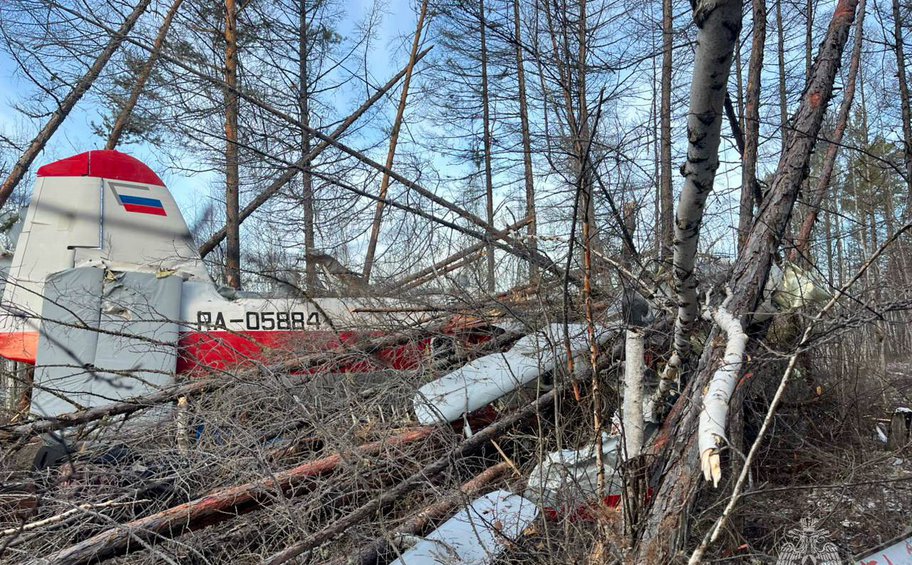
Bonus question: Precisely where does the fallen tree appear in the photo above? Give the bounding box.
[38,427,436,565]
[0,322,517,440]
[635,0,861,559]
[262,355,623,565]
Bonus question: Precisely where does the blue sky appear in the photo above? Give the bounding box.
[0,0,415,221]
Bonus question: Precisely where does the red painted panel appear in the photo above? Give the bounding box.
[176,330,430,375]
[0,331,38,364]
[123,204,168,216]
[37,150,165,187]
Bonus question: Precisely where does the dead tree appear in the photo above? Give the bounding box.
[0,0,152,211]
[636,0,860,559]
[362,0,428,284]
[105,0,185,149]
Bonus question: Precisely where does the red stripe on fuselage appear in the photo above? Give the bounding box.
[177,330,429,375]
[123,203,167,216]
[0,330,429,374]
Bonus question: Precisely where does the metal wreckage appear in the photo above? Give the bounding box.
[0,151,836,564]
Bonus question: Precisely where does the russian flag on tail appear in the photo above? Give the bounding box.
[110,182,167,216]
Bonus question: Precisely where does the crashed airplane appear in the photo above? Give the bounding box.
[0,150,434,418]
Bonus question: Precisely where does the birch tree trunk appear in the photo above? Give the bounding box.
[362,0,428,283]
[624,328,646,456]
[223,0,242,289]
[670,0,743,368]
[0,0,152,210]
[106,0,184,150]
[636,1,859,558]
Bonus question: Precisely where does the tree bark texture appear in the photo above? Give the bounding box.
[223,0,242,289]
[636,1,859,559]
[670,0,743,367]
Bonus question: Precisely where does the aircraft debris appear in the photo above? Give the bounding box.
[388,490,538,565]
[412,321,618,425]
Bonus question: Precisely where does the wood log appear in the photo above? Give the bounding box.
[39,428,435,565]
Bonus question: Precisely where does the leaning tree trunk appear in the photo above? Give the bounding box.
[635,0,859,560]
[361,0,428,283]
[0,0,152,210]
[669,0,743,369]
[106,0,184,150]
[791,0,865,262]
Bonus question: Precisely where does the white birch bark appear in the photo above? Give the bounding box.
[698,300,747,487]
[670,0,743,367]
[623,328,646,457]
